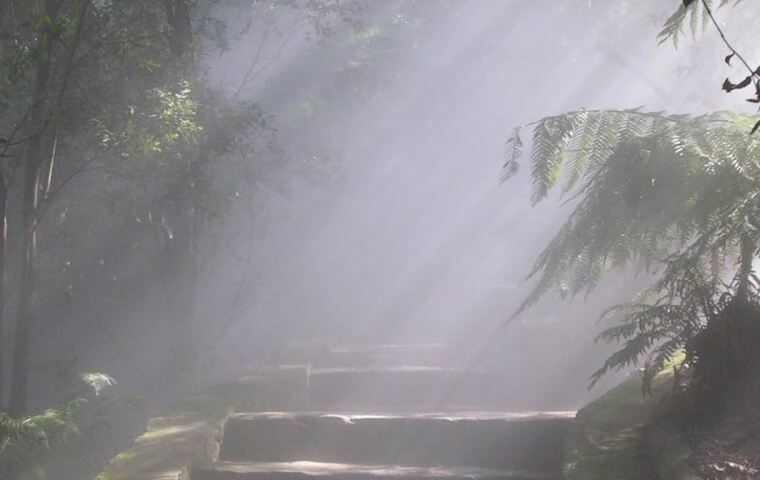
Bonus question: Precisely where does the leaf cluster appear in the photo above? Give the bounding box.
[660,0,760,128]
[658,0,743,47]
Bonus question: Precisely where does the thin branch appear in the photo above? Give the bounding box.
[701,0,757,77]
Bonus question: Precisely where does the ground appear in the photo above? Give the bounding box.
[563,361,760,479]
[689,420,760,479]
[683,375,760,480]
[561,370,665,480]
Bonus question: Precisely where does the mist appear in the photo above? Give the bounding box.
[24,0,746,427]
[196,0,698,403]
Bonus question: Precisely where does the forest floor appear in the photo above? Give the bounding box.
[562,364,760,479]
[688,418,760,479]
[683,375,760,480]
[561,371,664,480]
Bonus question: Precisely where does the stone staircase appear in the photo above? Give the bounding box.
[191,344,574,480]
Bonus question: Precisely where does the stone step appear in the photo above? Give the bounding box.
[192,461,560,480]
[279,344,451,368]
[219,412,573,473]
[326,344,451,368]
[306,367,523,411]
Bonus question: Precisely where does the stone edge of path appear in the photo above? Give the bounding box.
[95,365,310,480]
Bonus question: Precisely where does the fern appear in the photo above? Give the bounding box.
[0,369,123,478]
[505,108,760,388]
[0,414,44,452]
[79,373,116,396]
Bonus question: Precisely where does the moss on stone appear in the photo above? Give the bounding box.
[96,365,310,480]
[562,364,680,480]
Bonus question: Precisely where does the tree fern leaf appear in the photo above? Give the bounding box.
[502,127,523,182]
[529,117,567,204]
[657,0,721,46]
[658,5,688,47]
[586,112,620,174]
[616,110,651,143]
[689,1,700,40]
[703,0,716,31]
[560,111,594,196]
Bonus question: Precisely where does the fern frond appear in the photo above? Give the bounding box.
[79,373,116,396]
[529,116,575,204]
[0,414,44,451]
[658,0,745,47]
[502,127,523,181]
[560,111,595,195]
[689,1,701,40]
[584,111,619,174]
[658,4,690,47]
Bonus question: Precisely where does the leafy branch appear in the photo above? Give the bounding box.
[664,1,760,130]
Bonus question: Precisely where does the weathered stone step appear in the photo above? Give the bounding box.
[327,344,451,368]
[306,367,520,411]
[192,461,560,480]
[219,412,573,472]
[279,344,451,368]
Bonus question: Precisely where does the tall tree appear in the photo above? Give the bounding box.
[10,0,93,416]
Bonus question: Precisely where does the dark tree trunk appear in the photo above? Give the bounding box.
[9,0,62,417]
[0,173,7,410]
[165,0,194,73]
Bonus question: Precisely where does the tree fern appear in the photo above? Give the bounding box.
[505,108,760,389]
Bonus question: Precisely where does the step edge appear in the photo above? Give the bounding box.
[194,460,559,479]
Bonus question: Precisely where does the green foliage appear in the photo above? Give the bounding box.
[0,351,137,476]
[0,368,134,479]
[0,414,45,452]
[505,108,760,391]
[93,81,203,157]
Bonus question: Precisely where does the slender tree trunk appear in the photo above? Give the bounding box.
[165,0,194,73]
[0,173,7,410]
[161,0,200,380]
[0,0,17,413]
[9,0,61,417]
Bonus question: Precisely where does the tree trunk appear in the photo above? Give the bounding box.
[161,0,201,382]
[9,0,61,417]
[165,0,194,74]
[0,173,7,410]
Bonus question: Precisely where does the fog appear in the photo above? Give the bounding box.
[39,0,750,416]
